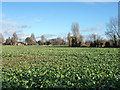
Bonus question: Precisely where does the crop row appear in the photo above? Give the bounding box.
[2,46,120,88]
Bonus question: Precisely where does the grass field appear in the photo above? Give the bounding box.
[2,45,120,88]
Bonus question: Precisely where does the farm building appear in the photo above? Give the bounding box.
[16,42,28,45]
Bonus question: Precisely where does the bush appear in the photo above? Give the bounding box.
[105,42,110,47]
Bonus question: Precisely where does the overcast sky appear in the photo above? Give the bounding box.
[1,2,118,41]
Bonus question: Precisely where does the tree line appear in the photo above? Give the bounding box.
[0,32,67,46]
[0,17,120,47]
[67,17,120,48]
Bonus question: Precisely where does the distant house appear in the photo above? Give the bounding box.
[49,38,66,45]
[24,42,28,45]
[50,39,57,45]
[16,42,28,46]
[81,44,89,47]
[16,42,24,45]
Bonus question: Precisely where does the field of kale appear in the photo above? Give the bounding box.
[2,45,120,88]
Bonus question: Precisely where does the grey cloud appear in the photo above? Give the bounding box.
[2,20,30,31]
[36,34,57,39]
[20,25,30,28]
[2,20,30,39]
[4,29,30,40]
[80,24,104,32]
[36,33,67,40]
[44,34,57,38]
[17,31,30,40]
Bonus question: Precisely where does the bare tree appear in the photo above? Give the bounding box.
[88,33,103,47]
[85,40,91,46]
[13,32,18,41]
[11,32,18,45]
[71,22,80,39]
[67,32,71,46]
[41,35,45,45]
[31,33,36,42]
[105,17,120,41]
[5,37,12,45]
[71,22,80,46]
[88,34,94,42]
[25,37,33,45]
[89,33,102,42]
[79,34,84,44]
[30,33,37,44]
[0,33,4,44]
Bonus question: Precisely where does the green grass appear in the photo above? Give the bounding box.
[2,45,120,88]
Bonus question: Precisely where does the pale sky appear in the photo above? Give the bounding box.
[1,0,120,2]
[1,1,119,41]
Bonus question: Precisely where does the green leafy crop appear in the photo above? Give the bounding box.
[2,46,120,88]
